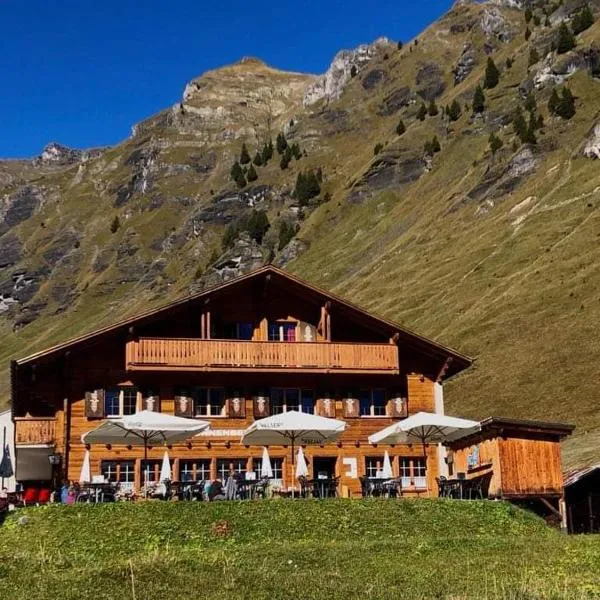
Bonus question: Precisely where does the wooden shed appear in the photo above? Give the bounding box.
[564,464,600,534]
[448,417,574,521]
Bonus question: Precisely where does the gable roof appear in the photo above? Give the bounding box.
[14,265,473,379]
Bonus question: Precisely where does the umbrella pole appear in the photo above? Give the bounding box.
[291,436,295,499]
[422,435,430,497]
[1,426,5,489]
[144,434,148,499]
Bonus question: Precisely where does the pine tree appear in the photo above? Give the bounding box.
[247,164,258,182]
[472,85,486,113]
[505,57,514,69]
[524,92,537,113]
[278,221,295,250]
[316,167,323,183]
[291,143,302,160]
[397,40,403,50]
[525,8,533,23]
[489,132,504,155]
[246,210,270,244]
[276,132,288,155]
[235,172,247,188]
[556,87,576,119]
[240,143,251,164]
[230,161,243,181]
[295,170,321,206]
[280,149,291,170]
[261,140,273,164]
[484,57,500,89]
[110,215,120,233]
[513,108,528,141]
[448,99,462,122]
[396,119,406,135]
[528,47,540,67]
[533,14,541,26]
[525,27,532,41]
[350,65,357,78]
[525,113,538,144]
[432,136,441,153]
[222,223,238,250]
[572,4,594,34]
[253,151,263,167]
[556,22,576,54]
[374,143,384,155]
[428,99,439,116]
[548,87,560,114]
[416,103,428,121]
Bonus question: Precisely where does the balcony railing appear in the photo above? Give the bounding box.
[14,418,56,446]
[126,338,399,374]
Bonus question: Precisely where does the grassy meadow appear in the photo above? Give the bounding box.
[1,499,599,599]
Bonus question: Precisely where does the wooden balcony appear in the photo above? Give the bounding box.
[126,338,399,374]
[14,418,56,446]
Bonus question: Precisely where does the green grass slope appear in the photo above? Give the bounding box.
[1,500,599,600]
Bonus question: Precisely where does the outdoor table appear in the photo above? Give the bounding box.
[368,477,400,498]
[441,478,465,499]
[81,483,115,503]
[312,477,338,498]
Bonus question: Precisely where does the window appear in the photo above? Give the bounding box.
[193,388,226,417]
[400,458,412,489]
[253,457,283,483]
[216,458,247,480]
[365,456,384,479]
[104,387,138,417]
[400,457,427,489]
[271,389,314,414]
[101,460,135,485]
[413,458,427,489]
[359,389,387,417]
[180,459,211,482]
[224,322,254,340]
[268,321,296,342]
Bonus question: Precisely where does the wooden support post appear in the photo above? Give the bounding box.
[201,313,206,339]
[326,314,331,341]
[206,311,211,339]
[559,497,568,533]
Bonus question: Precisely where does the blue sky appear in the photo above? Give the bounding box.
[0,0,453,158]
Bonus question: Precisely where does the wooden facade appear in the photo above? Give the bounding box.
[10,266,474,496]
[448,418,574,509]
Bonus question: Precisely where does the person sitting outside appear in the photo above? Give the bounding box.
[208,479,226,501]
[0,488,9,514]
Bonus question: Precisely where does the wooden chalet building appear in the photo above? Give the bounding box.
[10,266,474,496]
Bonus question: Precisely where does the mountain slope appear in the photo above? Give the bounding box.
[2,0,600,467]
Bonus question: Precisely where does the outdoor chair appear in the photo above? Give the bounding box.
[359,476,373,498]
[466,472,493,500]
[298,476,311,498]
[252,477,270,499]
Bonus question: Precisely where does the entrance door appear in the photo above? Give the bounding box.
[313,457,337,480]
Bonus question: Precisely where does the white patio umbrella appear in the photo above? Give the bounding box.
[295,447,309,478]
[79,449,91,484]
[82,410,209,493]
[369,412,479,492]
[241,411,347,491]
[159,450,171,482]
[382,450,394,479]
[260,446,273,478]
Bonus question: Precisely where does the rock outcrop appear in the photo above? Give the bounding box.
[37,142,103,165]
[583,123,600,158]
[303,38,391,106]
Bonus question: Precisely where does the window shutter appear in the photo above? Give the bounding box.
[342,392,359,418]
[227,389,246,418]
[253,390,270,418]
[388,393,408,418]
[143,393,161,412]
[317,390,336,418]
[85,389,105,418]
[174,388,193,417]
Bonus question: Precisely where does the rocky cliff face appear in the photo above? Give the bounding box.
[303,37,392,106]
[2,0,600,467]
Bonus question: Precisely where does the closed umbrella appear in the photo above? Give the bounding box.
[382,451,393,479]
[159,451,171,482]
[295,447,309,478]
[79,449,91,484]
[260,447,273,478]
[0,443,14,483]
